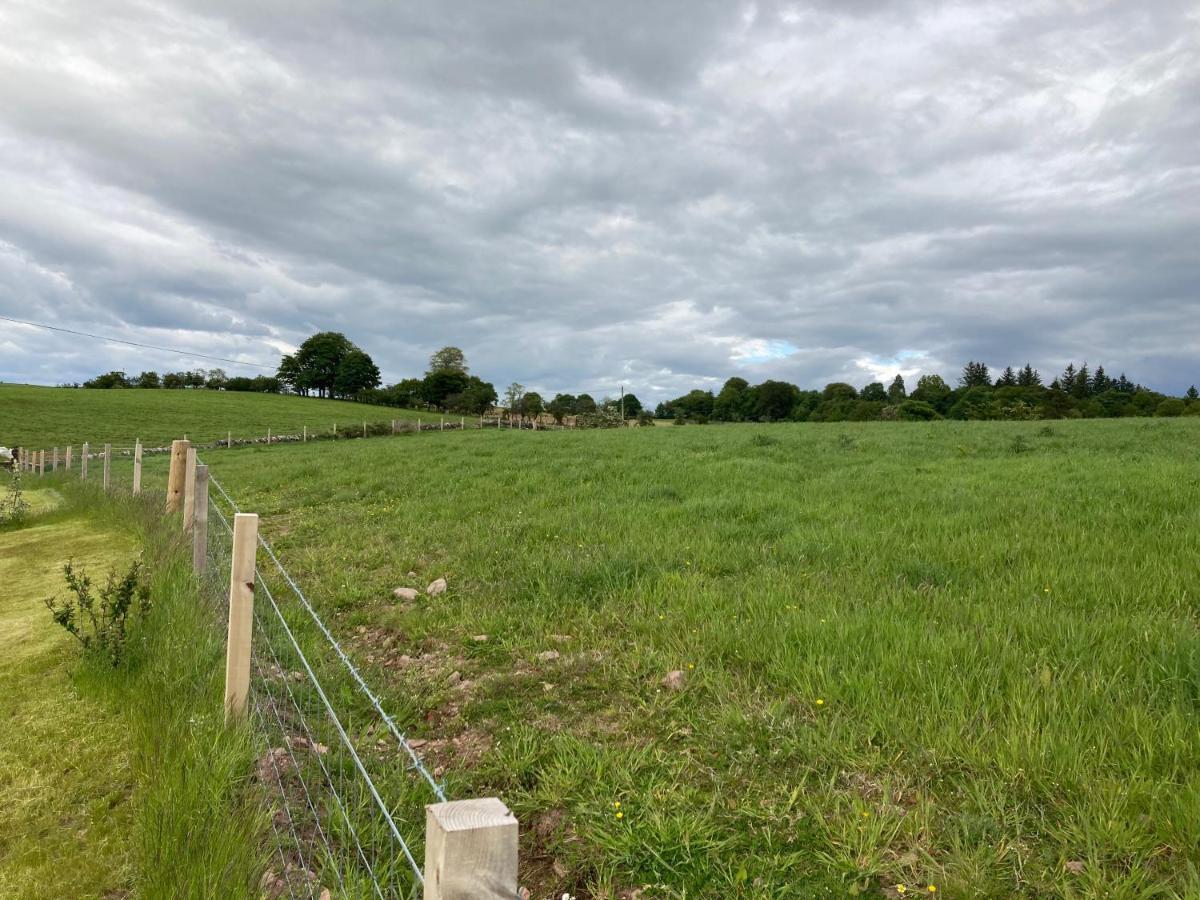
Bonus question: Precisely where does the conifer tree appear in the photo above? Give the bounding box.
[1017,364,1042,387]
[996,366,1018,387]
[887,374,907,403]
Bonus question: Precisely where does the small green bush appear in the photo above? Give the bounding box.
[0,469,29,525]
[44,558,150,666]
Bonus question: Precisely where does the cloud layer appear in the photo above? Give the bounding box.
[1,0,1197,399]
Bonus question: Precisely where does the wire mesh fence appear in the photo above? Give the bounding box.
[206,468,446,899]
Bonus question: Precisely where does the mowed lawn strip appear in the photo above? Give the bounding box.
[0,383,429,448]
[133,418,1200,896]
[0,501,137,899]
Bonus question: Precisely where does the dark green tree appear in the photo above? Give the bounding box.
[887,375,907,403]
[135,371,161,389]
[576,393,597,413]
[755,380,801,421]
[713,377,754,421]
[422,370,469,409]
[960,361,991,388]
[334,349,382,397]
[1017,364,1042,387]
[996,366,1018,388]
[547,394,577,423]
[295,332,356,398]
[861,382,887,402]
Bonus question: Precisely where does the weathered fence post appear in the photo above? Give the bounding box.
[418,417,421,431]
[333,423,338,437]
[65,445,72,471]
[392,419,397,434]
[166,439,190,513]
[303,425,308,443]
[267,428,271,446]
[132,440,143,495]
[423,798,518,900]
[81,442,89,480]
[363,420,367,438]
[182,447,198,532]
[52,447,58,472]
[193,464,209,574]
[39,450,45,477]
[102,444,111,490]
[228,430,233,450]
[224,512,258,722]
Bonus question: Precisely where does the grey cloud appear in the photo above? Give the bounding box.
[0,0,1197,399]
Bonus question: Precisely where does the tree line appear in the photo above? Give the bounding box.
[74,331,646,424]
[656,362,1200,423]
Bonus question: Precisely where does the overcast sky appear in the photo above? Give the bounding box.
[1,0,1197,400]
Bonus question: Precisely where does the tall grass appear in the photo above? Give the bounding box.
[58,482,268,898]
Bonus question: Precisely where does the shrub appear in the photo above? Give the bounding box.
[898,400,940,421]
[1155,398,1186,417]
[44,559,150,666]
[0,469,29,525]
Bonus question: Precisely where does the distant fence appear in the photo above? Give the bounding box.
[9,414,560,475]
[24,439,523,899]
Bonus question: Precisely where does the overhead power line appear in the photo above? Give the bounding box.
[0,313,279,371]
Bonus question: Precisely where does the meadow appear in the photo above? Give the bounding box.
[0,383,427,448]
[97,415,1200,897]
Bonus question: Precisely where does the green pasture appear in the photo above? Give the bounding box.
[104,416,1200,897]
[0,383,427,448]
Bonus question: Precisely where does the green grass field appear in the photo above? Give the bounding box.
[0,383,428,448]
[93,416,1199,897]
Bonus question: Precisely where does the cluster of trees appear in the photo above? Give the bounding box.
[277,332,381,398]
[657,362,1200,423]
[82,368,281,392]
[356,346,499,415]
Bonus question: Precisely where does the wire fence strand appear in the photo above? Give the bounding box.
[203,464,437,897]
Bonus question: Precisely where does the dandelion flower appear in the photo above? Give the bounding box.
[927,887,937,894]
[616,811,624,819]
[896,887,907,895]
[816,698,825,706]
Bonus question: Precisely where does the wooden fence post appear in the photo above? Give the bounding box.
[228,431,233,449]
[392,419,397,434]
[182,447,198,531]
[52,447,58,472]
[333,423,337,437]
[193,465,209,574]
[65,445,72,471]
[81,443,89,480]
[363,420,367,438]
[224,512,258,722]
[423,798,518,900]
[132,440,143,495]
[39,450,45,477]
[166,439,190,513]
[102,444,111,490]
[267,428,271,446]
[440,418,445,431]
[303,425,307,443]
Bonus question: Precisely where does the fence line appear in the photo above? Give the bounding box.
[16,435,522,897]
[199,456,517,898]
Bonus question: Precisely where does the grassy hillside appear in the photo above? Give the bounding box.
[115,417,1200,897]
[0,383,430,448]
